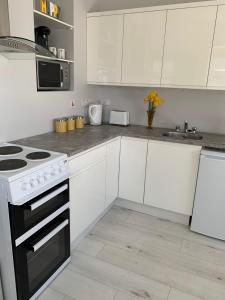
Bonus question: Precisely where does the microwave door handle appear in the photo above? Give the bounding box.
[30,184,68,211]
[31,219,69,252]
[60,66,63,87]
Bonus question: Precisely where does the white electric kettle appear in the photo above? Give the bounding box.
[88,104,103,126]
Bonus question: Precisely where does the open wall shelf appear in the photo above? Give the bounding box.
[34,10,74,30]
[33,0,74,91]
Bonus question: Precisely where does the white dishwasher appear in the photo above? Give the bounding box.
[191,149,225,240]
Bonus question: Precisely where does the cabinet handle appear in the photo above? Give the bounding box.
[31,219,69,252]
[30,184,68,211]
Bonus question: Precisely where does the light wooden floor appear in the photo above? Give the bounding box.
[39,205,225,300]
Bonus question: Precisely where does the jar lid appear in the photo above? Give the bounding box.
[55,118,67,122]
[67,116,75,120]
[76,116,84,119]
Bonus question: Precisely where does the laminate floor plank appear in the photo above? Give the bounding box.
[181,239,225,267]
[75,237,105,257]
[70,250,170,300]
[97,244,225,300]
[168,289,203,300]
[51,268,117,300]
[126,210,225,251]
[139,242,225,285]
[38,287,65,300]
[37,206,225,300]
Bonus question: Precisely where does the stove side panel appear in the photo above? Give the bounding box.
[0,181,17,300]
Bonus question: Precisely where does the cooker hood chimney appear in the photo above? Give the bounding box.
[0,0,54,59]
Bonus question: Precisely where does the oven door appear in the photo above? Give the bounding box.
[9,179,69,240]
[13,210,70,300]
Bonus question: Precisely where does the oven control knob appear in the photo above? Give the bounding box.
[21,182,30,191]
[51,166,58,176]
[44,172,51,181]
[30,178,38,188]
[37,176,45,184]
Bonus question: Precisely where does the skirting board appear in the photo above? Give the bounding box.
[115,198,190,226]
[71,201,115,250]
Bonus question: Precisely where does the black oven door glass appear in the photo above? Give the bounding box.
[9,180,69,240]
[13,210,70,300]
[38,61,61,87]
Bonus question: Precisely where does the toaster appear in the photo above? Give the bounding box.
[109,110,130,126]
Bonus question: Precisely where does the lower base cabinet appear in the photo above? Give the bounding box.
[69,139,120,243]
[70,151,106,243]
[144,141,201,215]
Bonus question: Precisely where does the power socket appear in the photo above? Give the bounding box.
[101,99,111,106]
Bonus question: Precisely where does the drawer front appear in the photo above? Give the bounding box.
[69,145,106,175]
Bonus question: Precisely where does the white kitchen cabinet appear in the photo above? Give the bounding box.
[105,138,121,207]
[7,0,34,40]
[208,5,225,88]
[144,141,201,215]
[119,137,148,203]
[69,147,106,243]
[161,6,217,87]
[87,15,123,83]
[122,11,166,85]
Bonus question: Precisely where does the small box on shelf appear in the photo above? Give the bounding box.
[39,0,60,19]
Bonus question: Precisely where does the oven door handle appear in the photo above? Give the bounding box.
[30,184,68,211]
[32,219,69,252]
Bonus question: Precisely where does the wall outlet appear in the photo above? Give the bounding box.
[101,99,111,106]
[81,99,91,107]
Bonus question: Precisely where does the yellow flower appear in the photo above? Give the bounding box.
[144,96,150,103]
[149,91,158,101]
[144,90,164,108]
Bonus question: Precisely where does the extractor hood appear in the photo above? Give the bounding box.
[0,0,54,59]
[0,36,55,58]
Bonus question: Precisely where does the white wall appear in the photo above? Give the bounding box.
[90,0,225,135]
[0,0,99,142]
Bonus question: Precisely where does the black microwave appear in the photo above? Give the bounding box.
[36,58,70,91]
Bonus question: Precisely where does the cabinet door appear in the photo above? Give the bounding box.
[8,0,34,40]
[119,137,148,203]
[105,138,121,207]
[162,6,217,87]
[122,11,166,85]
[208,6,225,87]
[70,159,106,243]
[144,141,201,215]
[87,15,123,83]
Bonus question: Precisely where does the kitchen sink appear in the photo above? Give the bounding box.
[163,131,203,140]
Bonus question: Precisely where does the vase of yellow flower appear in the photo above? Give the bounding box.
[144,90,164,128]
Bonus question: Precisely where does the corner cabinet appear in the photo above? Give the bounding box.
[87,14,124,83]
[161,6,217,87]
[119,137,148,203]
[144,141,201,215]
[105,138,121,207]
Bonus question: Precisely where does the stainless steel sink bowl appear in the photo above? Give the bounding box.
[163,131,203,140]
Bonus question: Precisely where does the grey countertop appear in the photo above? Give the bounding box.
[13,125,225,157]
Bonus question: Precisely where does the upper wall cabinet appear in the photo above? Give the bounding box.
[122,11,166,85]
[161,6,217,87]
[208,5,225,88]
[87,15,123,83]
